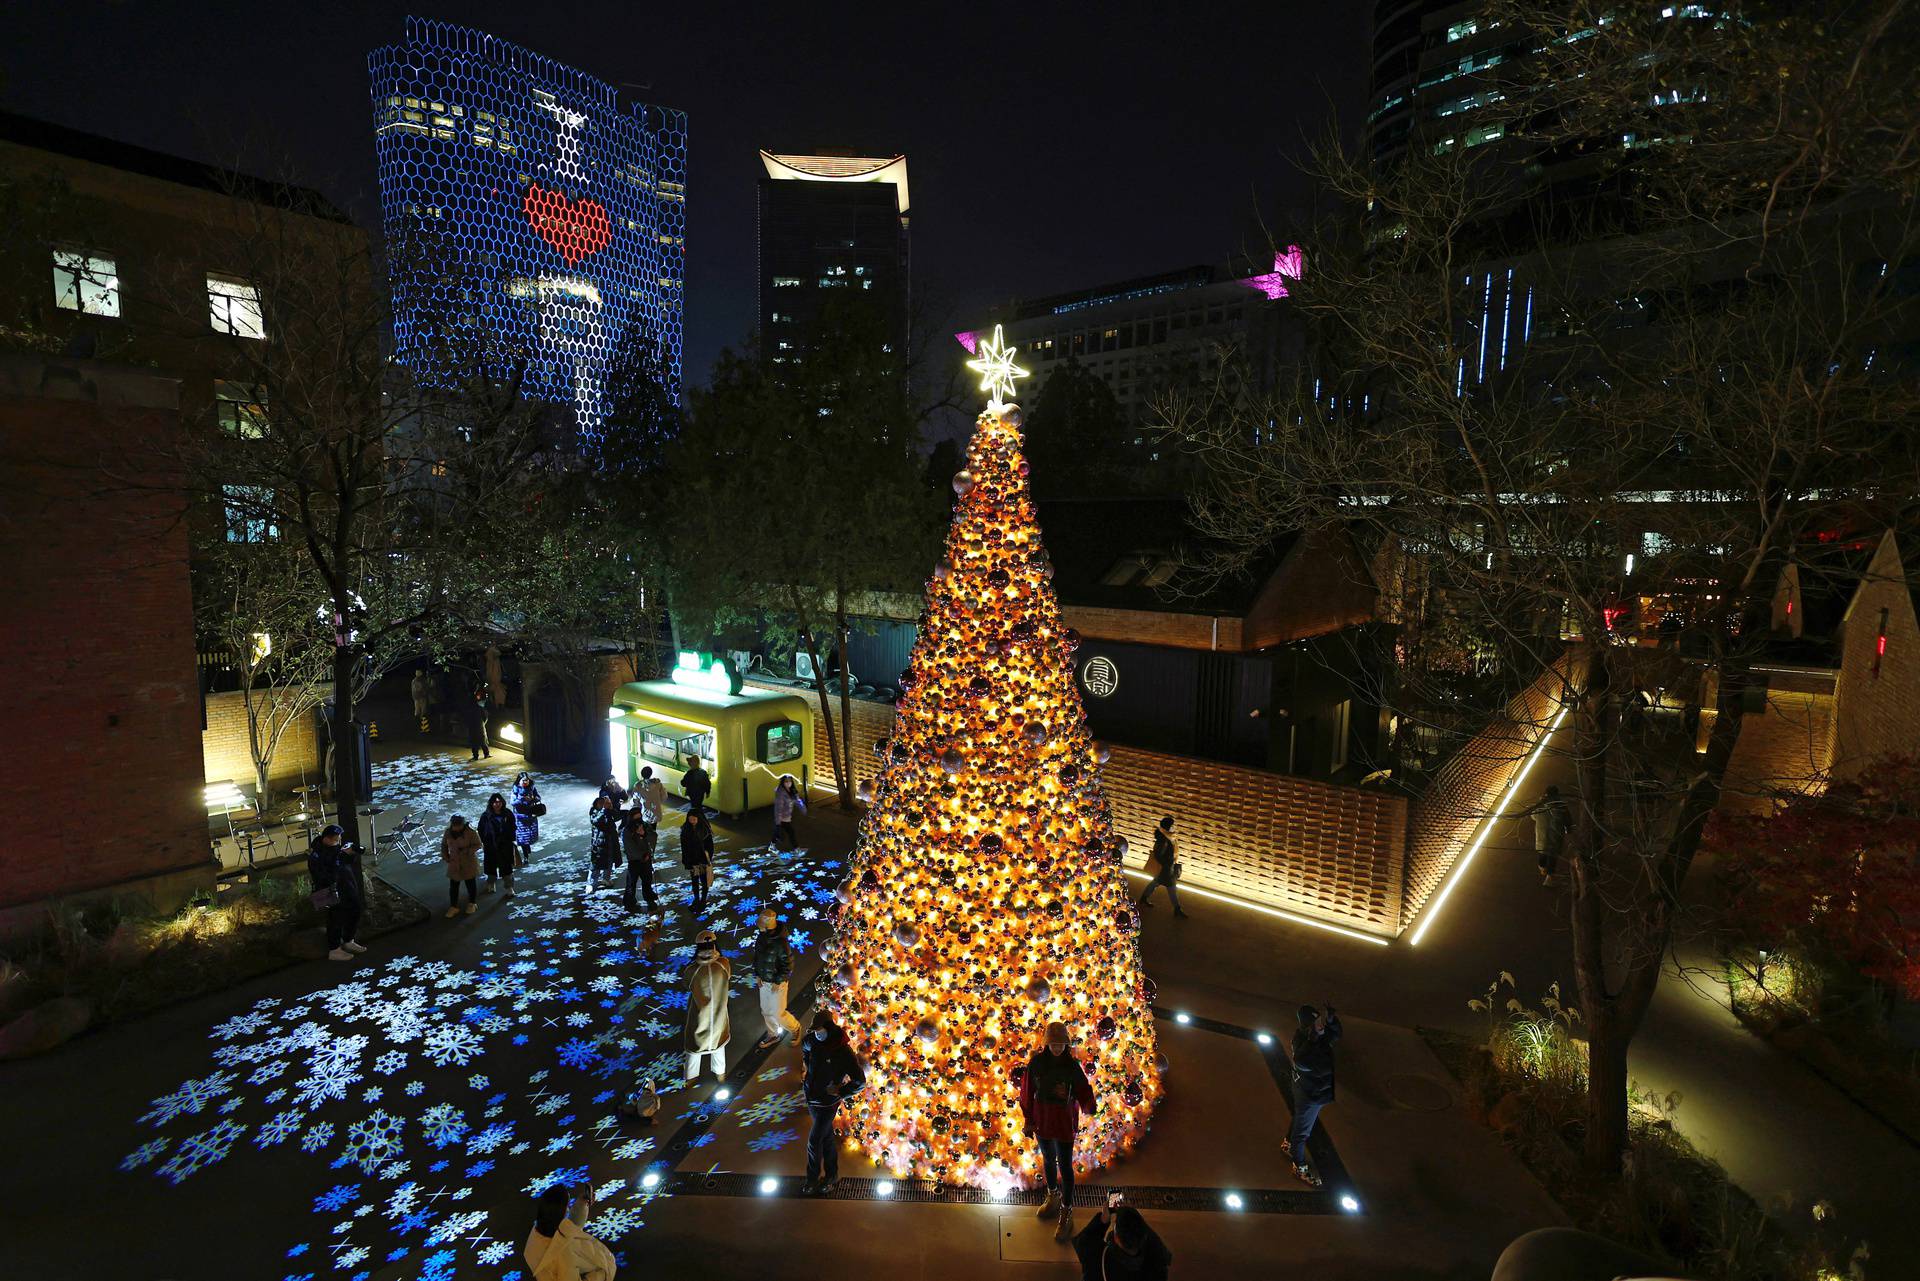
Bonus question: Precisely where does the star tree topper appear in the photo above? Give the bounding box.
[965,323,1030,412]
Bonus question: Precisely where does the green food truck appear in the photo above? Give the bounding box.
[608,654,813,817]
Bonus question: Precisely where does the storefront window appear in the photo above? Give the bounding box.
[758,719,803,765]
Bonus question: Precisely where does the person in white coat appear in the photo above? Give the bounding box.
[772,774,807,850]
[524,1185,616,1281]
[683,930,732,1084]
[636,766,667,836]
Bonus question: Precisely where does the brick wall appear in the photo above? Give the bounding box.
[200,687,328,797]
[1058,604,1241,652]
[748,677,1409,936]
[1402,654,1575,930]
[0,356,209,913]
[1832,532,1920,781]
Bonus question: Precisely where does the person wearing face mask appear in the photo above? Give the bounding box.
[1020,1020,1096,1242]
[440,815,482,917]
[800,1011,866,1195]
[682,931,732,1087]
[1071,1199,1173,1281]
[750,908,801,1049]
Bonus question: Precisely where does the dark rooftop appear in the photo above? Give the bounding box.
[1035,497,1296,617]
[0,110,350,223]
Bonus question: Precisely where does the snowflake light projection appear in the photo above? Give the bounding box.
[368,17,688,444]
[120,751,845,1278]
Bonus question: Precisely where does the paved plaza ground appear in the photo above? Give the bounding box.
[3,741,1915,1278]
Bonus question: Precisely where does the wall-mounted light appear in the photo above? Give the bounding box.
[499,723,525,744]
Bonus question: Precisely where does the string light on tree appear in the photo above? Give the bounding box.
[821,332,1163,1191]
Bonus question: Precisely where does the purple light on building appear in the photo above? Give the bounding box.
[1238,245,1306,300]
[953,329,980,354]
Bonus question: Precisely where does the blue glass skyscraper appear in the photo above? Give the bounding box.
[368,17,686,440]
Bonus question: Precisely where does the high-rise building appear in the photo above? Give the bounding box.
[756,150,909,365]
[368,17,687,441]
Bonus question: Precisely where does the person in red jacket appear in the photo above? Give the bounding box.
[1020,1020,1096,1243]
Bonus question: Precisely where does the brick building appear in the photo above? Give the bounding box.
[0,354,207,929]
[0,113,359,921]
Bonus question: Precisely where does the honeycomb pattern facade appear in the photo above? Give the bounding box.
[368,17,687,440]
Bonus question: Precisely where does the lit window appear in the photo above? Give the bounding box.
[52,249,120,316]
[1447,20,1478,41]
[222,485,278,542]
[1464,123,1505,148]
[208,274,264,339]
[214,380,268,438]
[1433,137,1458,155]
[772,276,803,288]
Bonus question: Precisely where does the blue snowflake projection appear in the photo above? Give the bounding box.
[120,750,841,1276]
[367,17,687,442]
[748,1127,799,1154]
[731,1091,804,1128]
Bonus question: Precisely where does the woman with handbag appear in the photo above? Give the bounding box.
[307,824,365,962]
[511,773,545,867]
[1135,816,1189,918]
[679,810,715,910]
[441,815,483,917]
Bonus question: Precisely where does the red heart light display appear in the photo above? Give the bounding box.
[523,183,611,267]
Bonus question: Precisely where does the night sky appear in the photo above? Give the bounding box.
[1,1,1366,389]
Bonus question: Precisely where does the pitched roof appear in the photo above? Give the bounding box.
[1035,498,1297,616]
[0,110,350,223]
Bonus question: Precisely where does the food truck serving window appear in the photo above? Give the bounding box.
[758,719,803,765]
[638,724,713,768]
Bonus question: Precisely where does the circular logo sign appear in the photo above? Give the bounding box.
[1081,655,1119,698]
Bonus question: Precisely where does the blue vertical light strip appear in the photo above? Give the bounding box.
[1523,286,1534,342]
[367,16,688,444]
[1476,272,1492,383]
[1456,356,1466,398]
[1498,267,1513,370]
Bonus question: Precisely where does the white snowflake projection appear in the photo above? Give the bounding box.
[422,1024,484,1067]
[117,749,843,1274]
[139,1070,238,1127]
[341,1110,404,1174]
[253,1108,304,1148]
[418,1102,468,1148]
[156,1119,246,1184]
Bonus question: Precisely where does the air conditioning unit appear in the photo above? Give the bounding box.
[794,651,818,681]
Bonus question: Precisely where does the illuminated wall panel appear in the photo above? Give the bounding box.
[368,17,686,441]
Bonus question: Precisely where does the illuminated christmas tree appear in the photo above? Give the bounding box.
[821,326,1163,1190]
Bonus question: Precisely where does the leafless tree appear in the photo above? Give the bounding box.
[1157,1,1920,1176]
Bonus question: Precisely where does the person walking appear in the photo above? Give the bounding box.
[464,687,491,760]
[1523,785,1572,885]
[410,669,431,733]
[1283,1002,1343,1186]
[680,809,715,910]
[680,755,710,816]
[750,908,801,1048]
[636,766,666,837]
[1072,1201,1174,1281]
[1020,1020,1096,1242]
[307,823,365,962]
[1136,816,1189,918]
[771,775,807,851]
[682,930,731,1087]
[511,773,543,869]
[478,793,517,897]
[441,815,482,917]
[588,796,621,889]
[523,1184,616,1281]
[620,807,658,914]
[800,1011,867,1195]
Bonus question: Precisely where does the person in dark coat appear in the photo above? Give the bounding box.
[1522,786,1572,885]
[1136,815,1189,918]
[599,775,629,816]
[620,807,657,914]
[510,774,542,868]
[800,1011,867,1195]
[1072,1203,1173,1281]
[464,688,491,760]
[478,792,517,897]
[750,908,800,1048]
[307,824,365,962]
[680,756,710,816]
[1285,1003,1343,1186]
[1020,1020,1096,1242]
[588,796,621,889]
[679,810,715,910]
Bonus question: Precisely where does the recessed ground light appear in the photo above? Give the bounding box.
[759,1177,778,1195]
[640,1171,661,1189]
[715,1087,732,1101]
[1256,1032,1273,1046]
[875,1180,895,1197]
[1175,1012,1191,1025]
[1340,1194,1361,1213]
[1224,1192,1244,1210]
